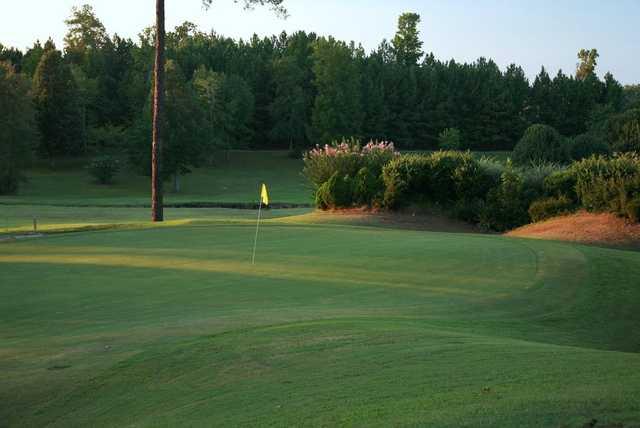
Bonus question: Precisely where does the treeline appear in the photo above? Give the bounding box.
[1,5,640,192]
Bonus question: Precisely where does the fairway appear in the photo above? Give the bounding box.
[2,214,639,427]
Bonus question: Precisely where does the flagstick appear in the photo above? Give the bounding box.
[251,199,263,265]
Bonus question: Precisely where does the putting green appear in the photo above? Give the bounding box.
[1,216,639,427]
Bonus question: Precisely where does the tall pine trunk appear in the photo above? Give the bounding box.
[151,0,165,222]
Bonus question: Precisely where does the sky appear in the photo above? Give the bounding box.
[1,0,638,84]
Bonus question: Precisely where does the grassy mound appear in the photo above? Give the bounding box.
[2,214,640,426]
[507,211,640,249]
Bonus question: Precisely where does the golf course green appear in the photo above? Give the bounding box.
[1,209,639,427]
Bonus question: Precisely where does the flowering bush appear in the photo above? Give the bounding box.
[303,138,397,209]
[303,138,397,190]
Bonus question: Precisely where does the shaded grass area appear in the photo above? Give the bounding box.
[1,215,639,427]
[0,151,311,206]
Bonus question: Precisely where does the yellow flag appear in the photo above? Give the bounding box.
[260,183,269,206]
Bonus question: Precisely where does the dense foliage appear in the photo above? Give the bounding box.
[0,61,37,194]
[1,7,637,178]
[513,124,569,165]
[306,146,640,230]
[571,153,640,220]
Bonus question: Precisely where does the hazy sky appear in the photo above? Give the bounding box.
[1,0,638,84]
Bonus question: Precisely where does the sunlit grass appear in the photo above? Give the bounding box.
[1,213,639,426]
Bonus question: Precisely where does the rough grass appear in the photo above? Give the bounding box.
[508,210,640,250]
[1,212,640,427]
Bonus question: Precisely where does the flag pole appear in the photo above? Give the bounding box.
[251,198,263,265]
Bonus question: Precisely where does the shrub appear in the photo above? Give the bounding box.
[518,162,563,199]
[479,160,530,231]
[0,168,24,195]
[438,128,462,150]
[544,169,578,202]
[569,133,611,161]
[315,172,354,209]
[382,151,496,209]
[626,197,640,223]
[528,196,575,223]
[572,153,640,219]
[303,138,397,189]
[382,155,431,209]
[88,125,126,154]
[354,167,383,206]
[607,108,640,152]
[88,156,120,185]
[513,124,570,165]
[452,198,485,224]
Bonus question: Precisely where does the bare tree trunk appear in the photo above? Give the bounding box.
[151,0,165,222]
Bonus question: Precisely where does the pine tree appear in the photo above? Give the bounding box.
[0,62,37,194]
[391,13,424,66]
[32,46,83,158]
[310,37,362,145]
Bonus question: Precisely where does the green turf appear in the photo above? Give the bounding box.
[0,151,312,206]
[1,212,639,427]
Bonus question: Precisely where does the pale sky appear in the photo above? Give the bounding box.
[1,0,638,84]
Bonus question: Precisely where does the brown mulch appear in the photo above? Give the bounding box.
[507,211,640,250]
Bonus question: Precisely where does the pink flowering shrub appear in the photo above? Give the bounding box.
[303,138,398,209]
[303,138,397,189]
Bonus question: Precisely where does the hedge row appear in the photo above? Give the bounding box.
[303,140,640,231]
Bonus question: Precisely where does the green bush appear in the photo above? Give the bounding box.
[0,168,23,195]
[452,198,485,224]
[518,162,563,199]
[528,196,575,223]
[479,160,530,231]
[315,172,354,210]
[513,124,570,165]
[607,108,640,153]
[381,151,493,209]
[88,156,120,185]
[569,133,611,161]
[544,169,578,202]
[438,128,462,150]
[572,153,640,219]
[382,155,431,209]
[626,197,640,223]
[303,138,396,190]
[354,167,383,206]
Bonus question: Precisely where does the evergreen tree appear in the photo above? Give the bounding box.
[131,60,208,191]
[20,41,45,76]
[32,45,83,158]
[270,56,307,151]
[392,13,424,66]
[310,37,362,145]
[0,62,37,194]
[192,66,254,151]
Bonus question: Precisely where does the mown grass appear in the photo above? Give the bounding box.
[1,212,639,427]
[0,151,311,206]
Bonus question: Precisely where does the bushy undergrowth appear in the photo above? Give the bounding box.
[305,139,640,230]
[528,196,576,223]
[303,139,397,208]
[569,133,611,161]
[88,155,120,185]
[513,124,570,165]
[382,151,496,209]
[572,153,640,220]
